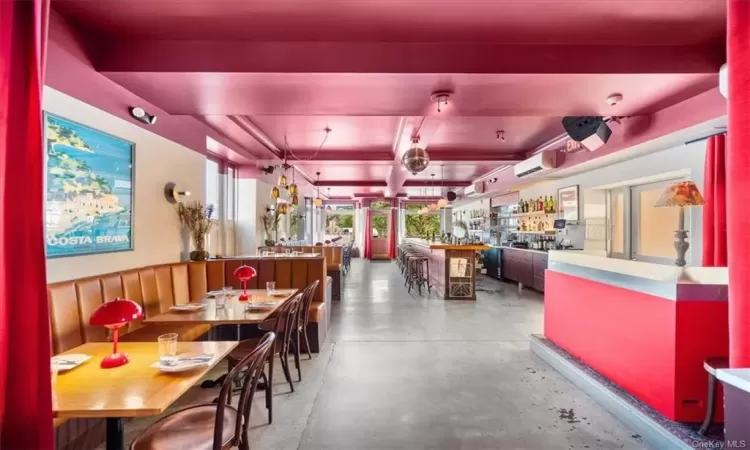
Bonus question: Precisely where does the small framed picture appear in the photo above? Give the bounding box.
[558,185,580,222]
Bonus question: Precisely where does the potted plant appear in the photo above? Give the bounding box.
[177,201,215,261]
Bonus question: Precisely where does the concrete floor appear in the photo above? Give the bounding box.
[297,260,648,450]
[115,259,648,450]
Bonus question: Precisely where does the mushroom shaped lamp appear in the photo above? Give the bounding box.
[233,265,257,301]
[89,298,143,369]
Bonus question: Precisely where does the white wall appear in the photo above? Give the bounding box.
[236,178,276,255]
[45,87,206,282]
[518,140,707,264]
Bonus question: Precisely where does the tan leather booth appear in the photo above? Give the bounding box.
[49,256,329,450]
[259,246,343,301]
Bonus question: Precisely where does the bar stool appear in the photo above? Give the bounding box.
[699,357,729,436]
[406,255,430,295]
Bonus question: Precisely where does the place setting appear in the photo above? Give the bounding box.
[150,334,215,373]
[51,354,92,372]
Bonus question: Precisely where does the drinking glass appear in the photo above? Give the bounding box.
[158,333,178,366]
[266,281,276,296]
[285,249,292,256]
[217,286,231,309]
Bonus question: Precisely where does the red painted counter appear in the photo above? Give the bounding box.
[544,252,729,423]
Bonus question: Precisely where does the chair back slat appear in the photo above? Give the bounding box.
[299,280,320,328]
[215,332,276,449]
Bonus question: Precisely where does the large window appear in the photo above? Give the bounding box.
[204,157,238,256]
[404,204,441,238]
[325,205,355,241]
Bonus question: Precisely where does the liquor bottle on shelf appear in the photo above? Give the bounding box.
[538,197,543,212]
[549,196,555,213]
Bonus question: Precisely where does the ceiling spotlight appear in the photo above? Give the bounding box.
[430,90,453,113]
[128,106,157,125]
[488,178,498,184]
[606,93,624,107]
[261,166,275,175]
[496,130,506,142]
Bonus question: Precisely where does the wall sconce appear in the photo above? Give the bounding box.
[129,107,157,125]
[164,182,191,203]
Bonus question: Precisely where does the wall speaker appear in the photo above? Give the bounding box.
[562,116,612,152]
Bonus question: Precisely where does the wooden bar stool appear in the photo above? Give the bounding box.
[699,357,729,436]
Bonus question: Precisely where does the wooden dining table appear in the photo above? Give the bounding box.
[143,288,299,327]
[53,341,238,450]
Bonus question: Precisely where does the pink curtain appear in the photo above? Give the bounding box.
[0,0,53,447]
[702,134,728,267]
[387,208,397,259]
[363,208,372,259]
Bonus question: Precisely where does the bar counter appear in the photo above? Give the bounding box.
[544,250,729,423]
[404,239,490,300]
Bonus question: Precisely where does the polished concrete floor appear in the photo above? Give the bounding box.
[113,259,648,449]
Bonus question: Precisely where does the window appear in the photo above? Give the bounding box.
[205,159,220,211]
[404,203,441,238]
[324,205,355,241]
[607,178,685,265]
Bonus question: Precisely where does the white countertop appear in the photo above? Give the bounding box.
[548,250,728,285]
[718,369,750,394]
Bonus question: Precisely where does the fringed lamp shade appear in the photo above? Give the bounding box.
[654,181,705,207]
[89,298,143,368]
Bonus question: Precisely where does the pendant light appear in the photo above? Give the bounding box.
[313,172,323,208]
[402,137,430,175]
[271,185,280,200]
[325,188,333,211]
[429,174,439,211]
[438,164,448,208]
[288,167,299,206]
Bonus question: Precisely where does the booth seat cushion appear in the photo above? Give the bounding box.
[308,302,326,323]
[120,323,210,343]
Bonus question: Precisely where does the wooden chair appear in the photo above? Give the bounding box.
[130,332,276,450]
[226,294,302,423]
[259,280,320,381]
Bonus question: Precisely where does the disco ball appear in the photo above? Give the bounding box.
[401,147,430,174]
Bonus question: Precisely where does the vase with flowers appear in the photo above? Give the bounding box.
[260,206,283,246]
[177,201,215,261]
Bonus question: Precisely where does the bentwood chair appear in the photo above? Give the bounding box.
[226,294,302,423]
[259,280,320,380]
[130,332,276,450]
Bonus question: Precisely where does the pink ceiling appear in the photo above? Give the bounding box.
[48,1,727,199]
[53,0,725,45]
[100,72,717,117]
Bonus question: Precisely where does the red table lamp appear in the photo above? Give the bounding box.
[89,298,143,368]
[234,265,257,301]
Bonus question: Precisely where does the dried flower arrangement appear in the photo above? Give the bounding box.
[177,201,215,261]
[260,207,283,246]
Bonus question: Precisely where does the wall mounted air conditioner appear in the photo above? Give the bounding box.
[464,182,486,197]
[513,152,557,179]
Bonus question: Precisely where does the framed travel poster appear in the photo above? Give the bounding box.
[558,185,580,222]
[44,113,134,258]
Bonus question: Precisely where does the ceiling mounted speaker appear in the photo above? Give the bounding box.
[562,116,611,152]
[446,191,457,201]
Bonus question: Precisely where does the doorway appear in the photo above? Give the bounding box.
[370,210,390,259]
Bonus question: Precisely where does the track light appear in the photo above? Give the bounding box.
[496,130,505,142]
[129,107,157,125]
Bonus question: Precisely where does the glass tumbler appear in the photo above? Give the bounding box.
[158,333,178,366]
[266,281,276,296]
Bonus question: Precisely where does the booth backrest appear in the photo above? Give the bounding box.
[47,257,326,355]
[258,246,342,270]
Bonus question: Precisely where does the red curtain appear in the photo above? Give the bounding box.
[728,0,750,368]
[702,134,728,267]
[363,208,372,259]
[0,0,53,447]
[387,208,397,259]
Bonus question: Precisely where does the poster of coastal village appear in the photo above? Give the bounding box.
[45,114,133,258]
